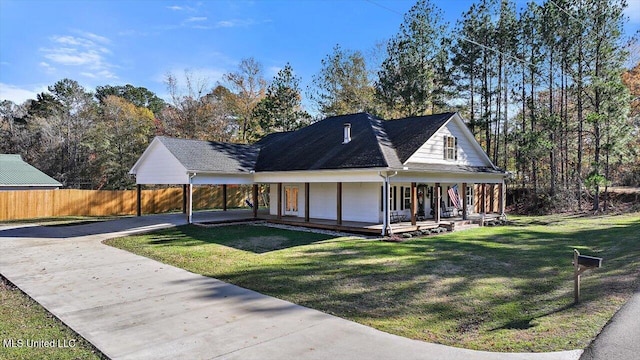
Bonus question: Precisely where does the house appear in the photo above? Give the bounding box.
[0,154,62,190]
[130,112,507,235]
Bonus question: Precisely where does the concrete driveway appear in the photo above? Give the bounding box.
[0,212,582,360]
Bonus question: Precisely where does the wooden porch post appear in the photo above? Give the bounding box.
[481,183,487,216]
[182,184,187,214]
[136,184,142,216]
[499,181,505,216]
[411,182,417,225]
[337,182,342,225]
[304,182,310,222]
[462,182,468,220]
[435,183,441,224]
[277,183,282,219]
[222,184,227,211]
[252,184,259,218]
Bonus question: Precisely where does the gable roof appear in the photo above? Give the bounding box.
[156,136,258,173]
[133,112,502,176]
[0,154,62,188]
[384,113,454,163]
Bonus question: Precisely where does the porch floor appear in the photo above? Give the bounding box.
[258,213,504,235]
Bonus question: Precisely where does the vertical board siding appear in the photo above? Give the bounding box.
[0,186,248,221]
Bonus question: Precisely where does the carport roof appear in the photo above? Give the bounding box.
[157,137,259,173]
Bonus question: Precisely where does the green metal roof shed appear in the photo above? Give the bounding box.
[0,154,62,190]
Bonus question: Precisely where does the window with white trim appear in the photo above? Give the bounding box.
[403,187,411,210]
[444,135,458,161]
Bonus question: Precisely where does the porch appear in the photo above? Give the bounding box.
[258,213,504,235]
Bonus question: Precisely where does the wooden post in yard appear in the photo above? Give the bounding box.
[574,249,581,303]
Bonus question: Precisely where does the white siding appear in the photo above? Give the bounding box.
[309,183,336,220]
[342,182,380,223]
[405,118,490,167]
[134,142,188,184]
[193,174,254,185]
[268,182,381,223]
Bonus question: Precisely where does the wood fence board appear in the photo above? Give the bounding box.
[0,186,248,221]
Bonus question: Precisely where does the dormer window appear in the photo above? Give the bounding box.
[444,135,457,160]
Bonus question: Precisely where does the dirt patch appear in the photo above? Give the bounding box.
[235,236,289,252]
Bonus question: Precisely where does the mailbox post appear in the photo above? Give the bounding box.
[573,249,603,304]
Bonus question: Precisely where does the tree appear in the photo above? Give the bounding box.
[95,84,166,115]
[309,44,376,117]
[161,70,233,141]
[252,63,311,138]
[224,57,267,143]
[88,95,155,189]
[376,0,452,117]
[24,79,97,188]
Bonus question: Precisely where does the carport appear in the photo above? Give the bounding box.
[129,136,261,223]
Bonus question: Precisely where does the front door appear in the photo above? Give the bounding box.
[284,185,299,215]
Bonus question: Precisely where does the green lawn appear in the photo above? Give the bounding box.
[0,277,106,360]
[105,213,640,352]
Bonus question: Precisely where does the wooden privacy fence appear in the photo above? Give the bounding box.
[0,186,249,221]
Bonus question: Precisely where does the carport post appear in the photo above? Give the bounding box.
[182,184,187,214]
[222,184,227,211]
[252,184,258,218]
[187,183,193,224]
[136,184,142,216]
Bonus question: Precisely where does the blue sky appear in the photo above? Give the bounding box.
[1,0,639,107]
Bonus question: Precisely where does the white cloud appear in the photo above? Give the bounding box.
[40,31,118,80]
[186,16,207,22]
[215,19,256,28]
[0,83,47,104]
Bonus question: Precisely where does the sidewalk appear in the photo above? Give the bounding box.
[1,213,582,359]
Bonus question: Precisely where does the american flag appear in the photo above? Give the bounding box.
[448,184,461,209]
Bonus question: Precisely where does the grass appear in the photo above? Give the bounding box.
[105,213,640,352]
[0,276,106,360]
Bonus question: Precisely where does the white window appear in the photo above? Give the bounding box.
[403,187,411,210]
[444,136,457,161]
[466,185,474,208]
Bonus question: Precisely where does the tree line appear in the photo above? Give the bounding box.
[1,0,638,213]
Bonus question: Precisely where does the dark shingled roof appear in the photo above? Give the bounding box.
[153,112,494,174]
[157,136,258,173]
[403,162,504,174]
[255,113,393,171]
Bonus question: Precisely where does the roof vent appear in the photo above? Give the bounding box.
[343,123,351,144]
